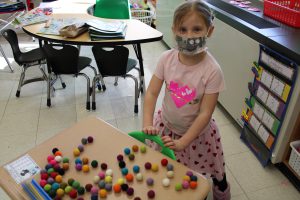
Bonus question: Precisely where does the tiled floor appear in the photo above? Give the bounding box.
[0,33,299,200]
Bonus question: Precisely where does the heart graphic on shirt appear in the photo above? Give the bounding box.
[192,145,196,150]
[169,81,196,108]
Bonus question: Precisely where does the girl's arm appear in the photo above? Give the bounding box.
[162,93,219,150]
[142,75,164,135]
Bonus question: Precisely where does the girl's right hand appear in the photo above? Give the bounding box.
[142,126,159,135]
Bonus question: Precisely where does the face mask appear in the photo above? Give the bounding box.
[175,35,207,56]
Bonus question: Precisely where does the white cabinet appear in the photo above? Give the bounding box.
[207,18,259,126]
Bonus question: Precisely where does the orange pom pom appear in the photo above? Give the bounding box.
[132,145,139,152]
[55,175,63,183]
[54,151,62,156]
[190,181,197,189]
[82,165,90,172]
[113,184,121,193]
[125,173,134,182]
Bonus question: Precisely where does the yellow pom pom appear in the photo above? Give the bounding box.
[73,148,80,157]
[151,163,159,172]
[82,165,90,172]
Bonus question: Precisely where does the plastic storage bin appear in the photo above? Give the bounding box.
[288,140,300,176]
[264,0,300,28]
[131,9,153,26]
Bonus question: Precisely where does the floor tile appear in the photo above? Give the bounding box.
[225,166,245,197]
[226,151,288,193]
[246,181,300,200]
[219,123,249,158]
[0,111,39,135]
[0,100,7,121]
[0,129,36,166]
[76,99,115,122]
[37,105,77,133]
[213,104,234,127]
[0,80,14,101]
[4,96,42,115]
[116,116,143,134]
[0,188,10,200]
[231,194,249,200]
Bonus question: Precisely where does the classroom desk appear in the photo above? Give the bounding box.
[22,0,163,91]
[0,117,211,199]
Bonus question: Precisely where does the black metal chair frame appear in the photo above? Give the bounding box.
[1,29,47,96]
[91,45,141,113]
[43,44,98,110]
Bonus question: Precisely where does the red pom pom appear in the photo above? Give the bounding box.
[144,162,152,170]
[41,173,48,180]
[69,189,77,199]
[47,155,54,162]
[87,136,94,143]
[147,190,155,198]
[50,172,58,179]
[161,158,168,166]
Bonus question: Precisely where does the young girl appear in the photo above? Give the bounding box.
[142,1,231,199]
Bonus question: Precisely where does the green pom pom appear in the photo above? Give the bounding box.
[65,185,72,194]
[72,181,80,189]
[91,160,98,168]
[78,186,85,195]
[175,183,182,191]
[63,157,69,163]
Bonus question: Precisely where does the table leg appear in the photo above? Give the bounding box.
[133,43,146,93]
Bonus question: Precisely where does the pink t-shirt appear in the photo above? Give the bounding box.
[154,49,225,135]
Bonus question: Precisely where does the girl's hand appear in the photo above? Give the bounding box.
[142,126,159,135]
[161,136,186,151]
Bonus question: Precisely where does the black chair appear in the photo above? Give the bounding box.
[91,45,141,113]
[1,29,47,97]
[43,44,98,110]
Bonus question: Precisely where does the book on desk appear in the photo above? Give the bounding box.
[37,18,127,40]
[86,19,127,40]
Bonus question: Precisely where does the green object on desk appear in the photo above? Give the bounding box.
[128,131,176,160]
[94,0,131,19]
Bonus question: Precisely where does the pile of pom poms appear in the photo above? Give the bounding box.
[40,148,89,199]
[174,171,198,191]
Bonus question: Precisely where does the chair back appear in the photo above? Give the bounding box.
[1,29,22,64]
[94,0,131,19]
[92,46,129,76]
[43,44,80,74]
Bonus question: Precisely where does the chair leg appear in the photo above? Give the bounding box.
[16,67,26,97]
[0,45,13,72]
[78,73,91,110]
[126,74,139,113]
[114,77,118,86]
[58,75,66,88]
[134,67,142,94]
[47,74,51,107]
[39,64,48,81]
[88,65,101,91]
[92,75,99,110]
[100,77,106,91]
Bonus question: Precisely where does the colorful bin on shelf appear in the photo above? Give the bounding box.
[264,0,300,28]
[289,140,300,176]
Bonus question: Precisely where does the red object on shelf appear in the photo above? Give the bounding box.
[264,0,300,28]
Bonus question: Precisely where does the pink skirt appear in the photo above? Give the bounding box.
[151,110,226,181]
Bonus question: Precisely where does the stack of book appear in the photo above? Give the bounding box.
[86,19,127,40]
[0,1,25,12]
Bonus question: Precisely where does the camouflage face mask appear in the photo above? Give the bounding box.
[175,35,207,55]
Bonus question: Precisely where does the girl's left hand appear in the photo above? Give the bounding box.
[161,136,185,151]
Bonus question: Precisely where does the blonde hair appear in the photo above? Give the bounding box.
[173,0,214,29]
